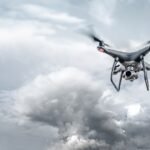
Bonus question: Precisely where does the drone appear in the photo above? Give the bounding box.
[88,33,150,91]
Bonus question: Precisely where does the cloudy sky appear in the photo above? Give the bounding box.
[1,0,150,150]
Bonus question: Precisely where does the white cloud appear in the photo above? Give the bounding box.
[129,40,144,50]
[125,104,141,118]
[89,0,117,26]
[0,15,112,91]
[20,4,84,24]
[13,67,102,122]
[48,135,109,150]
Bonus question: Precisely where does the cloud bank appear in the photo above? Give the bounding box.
[13,67,125,150]
[0,0,150,150]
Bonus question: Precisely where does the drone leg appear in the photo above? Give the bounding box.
[111,58,123,91]
[118,71,123,90]
[141,57,149,91]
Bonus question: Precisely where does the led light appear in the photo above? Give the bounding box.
[98,48,104,52]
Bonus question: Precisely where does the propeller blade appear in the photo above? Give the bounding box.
[88,33,110,47]
[89,34,101,42]
[80,27,110,47]
[88,33,105,46]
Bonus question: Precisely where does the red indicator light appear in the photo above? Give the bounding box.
[97,48,104,52]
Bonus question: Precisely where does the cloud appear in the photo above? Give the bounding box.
[89,0,117,26]
[6,4,84,24]
[12,64,150,150]
[0,12,112,90]
[49,135,110,150]
[13,67,125,149]
[1,1,150,150]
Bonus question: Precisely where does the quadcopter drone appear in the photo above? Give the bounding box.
[88,33,150,91]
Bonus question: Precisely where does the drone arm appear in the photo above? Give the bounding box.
[110,58,123,91]
[97,47,122,59]
[142,46,150,56]
[136,46,150,58]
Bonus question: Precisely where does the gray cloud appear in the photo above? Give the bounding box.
[12,67,150,150]
[13,67,125,149]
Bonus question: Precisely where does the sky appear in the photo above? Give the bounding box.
[1,0,150,149]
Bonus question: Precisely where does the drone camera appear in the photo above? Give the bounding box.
[126,71,132,77]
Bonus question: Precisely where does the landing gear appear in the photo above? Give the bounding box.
[141,56,149,91]
[110,56,149,91]
[110,58,123,91]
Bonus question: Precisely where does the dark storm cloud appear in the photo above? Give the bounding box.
[14,67,125,149]
[12,66,150,149]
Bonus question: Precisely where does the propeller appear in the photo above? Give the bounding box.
[88,32,110,47]
[79,25,110,47]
